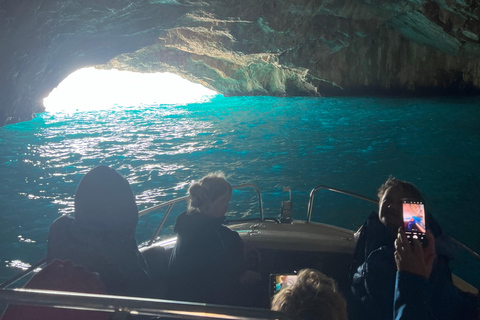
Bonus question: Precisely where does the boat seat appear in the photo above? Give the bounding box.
[0,259,109,320]
[141,244,171,298]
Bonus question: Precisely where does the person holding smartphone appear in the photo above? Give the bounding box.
[350,176,478,320]
[394,227,480,320]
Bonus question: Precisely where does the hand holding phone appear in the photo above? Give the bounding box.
[394,228,436,279]
[270,273,298,297]
[402,199,426,246]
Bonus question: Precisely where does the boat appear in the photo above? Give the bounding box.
[1,183,479,319]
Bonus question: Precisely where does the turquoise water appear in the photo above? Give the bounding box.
[1,96,479,286]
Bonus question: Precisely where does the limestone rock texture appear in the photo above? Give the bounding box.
[1,0,479,125]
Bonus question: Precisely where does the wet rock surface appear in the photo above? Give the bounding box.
[1,0,479,125]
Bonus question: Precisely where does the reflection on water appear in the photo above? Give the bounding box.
[1,96,479,286]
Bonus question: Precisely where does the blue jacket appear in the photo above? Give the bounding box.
[395,271,480,320]
[395,271,432,320]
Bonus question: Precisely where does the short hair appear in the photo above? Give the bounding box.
[271,269,348,320]
[187,172,232,216]
[377,176,423,201]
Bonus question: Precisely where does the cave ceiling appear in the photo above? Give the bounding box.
[1,0,479,125]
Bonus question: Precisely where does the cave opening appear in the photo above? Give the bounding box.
[43,68,219,113]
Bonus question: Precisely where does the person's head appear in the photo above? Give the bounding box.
[74,165,138,238]
[378,176,423,239]
[187,172,232,218]
[271,269,348,320]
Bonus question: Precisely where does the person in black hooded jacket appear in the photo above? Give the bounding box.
[46,165,151,297]
[167,172,247,305]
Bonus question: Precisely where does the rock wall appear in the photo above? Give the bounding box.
[0,0,190,125]
[1,0,479,125]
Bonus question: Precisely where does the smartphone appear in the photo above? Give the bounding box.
[269,273,298,297]
[402,199,426,245]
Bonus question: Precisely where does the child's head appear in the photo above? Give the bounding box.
[188,172,232,218]
[271,268,348,320]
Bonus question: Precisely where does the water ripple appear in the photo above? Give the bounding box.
[1,96,480,285]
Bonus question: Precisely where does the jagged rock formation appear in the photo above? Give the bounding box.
[1,0,479,125]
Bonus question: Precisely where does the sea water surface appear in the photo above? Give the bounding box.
[1,96,479,285]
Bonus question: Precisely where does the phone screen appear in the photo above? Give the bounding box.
[402,199,426,243]
[270,274,298,296]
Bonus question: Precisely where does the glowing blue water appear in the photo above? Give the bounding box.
[1,96,479,285]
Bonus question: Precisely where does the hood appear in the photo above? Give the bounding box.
[74,165,138,237]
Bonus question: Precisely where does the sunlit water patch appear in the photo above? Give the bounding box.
[1,96,480,286]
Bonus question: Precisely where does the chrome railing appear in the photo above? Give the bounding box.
[139,183,264,246]
[306,184,480,262]
[0,288,291,320]
[306,184,377,223]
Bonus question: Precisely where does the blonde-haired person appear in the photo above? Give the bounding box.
[271,268,348,320]
[187,172,233,218]
[167,172,247,305]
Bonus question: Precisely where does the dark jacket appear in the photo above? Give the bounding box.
[350,212,479,320]
[395,271,480,320]
[47,215,151,297]
[47,166,151,297]
[168,211,246,305]
[350,212,396,320]
[395,271,433,320]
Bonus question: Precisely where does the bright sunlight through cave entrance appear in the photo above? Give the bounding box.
[43,68,219,112]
